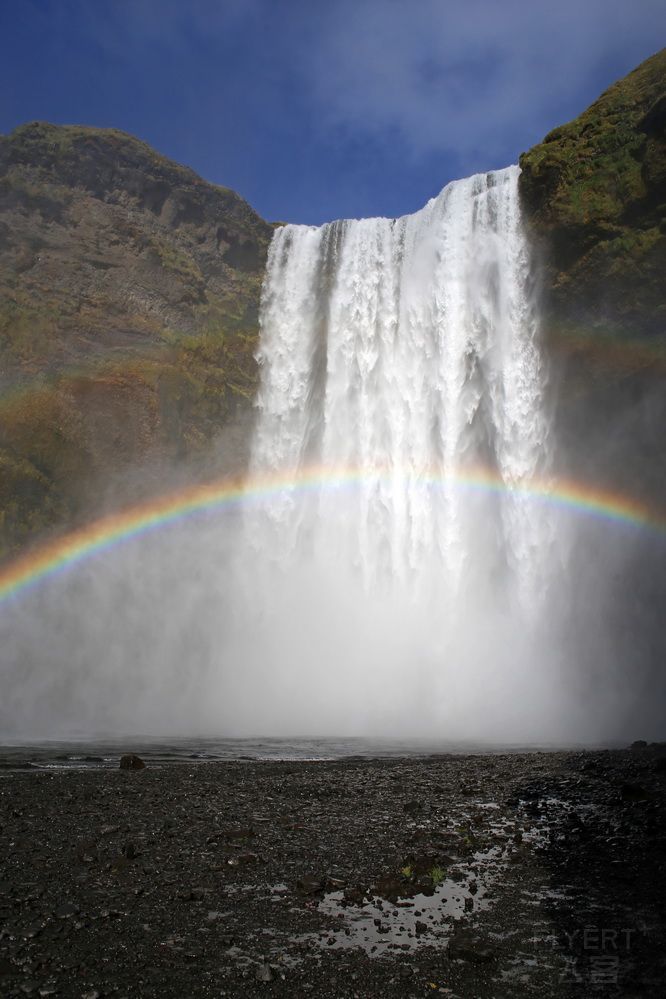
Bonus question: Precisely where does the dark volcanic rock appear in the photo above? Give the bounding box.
[0,751,665,996]
[296,874,326,896]
[448,930,495,963]
[620,781,649,801]
[118,753,146,771]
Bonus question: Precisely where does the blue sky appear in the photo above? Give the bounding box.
[0,0,663,224]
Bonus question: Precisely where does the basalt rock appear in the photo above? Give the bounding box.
[119,753,146,771]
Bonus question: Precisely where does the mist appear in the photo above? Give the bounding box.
[1,491,661,745]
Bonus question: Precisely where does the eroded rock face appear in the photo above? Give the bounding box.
[0,122,272,368]
[0,122,273,557]
[519,48,666,340]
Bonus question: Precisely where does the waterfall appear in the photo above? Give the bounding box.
[232,164,559,739]
[1,167,653,744]
[248,166,549,605]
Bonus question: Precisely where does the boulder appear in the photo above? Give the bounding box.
[119,753,146,771]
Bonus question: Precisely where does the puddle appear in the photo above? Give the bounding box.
[285,799,530,956]
[232,797,577,959]
[306,847,501,955]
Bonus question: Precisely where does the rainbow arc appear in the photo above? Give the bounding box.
[0,465,663,605]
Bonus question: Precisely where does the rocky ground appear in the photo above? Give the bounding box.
[1,746,665,998]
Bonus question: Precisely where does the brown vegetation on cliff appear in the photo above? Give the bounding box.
[0,122,272,557]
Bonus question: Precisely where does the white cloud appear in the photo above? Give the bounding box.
[55,0,665,174]
[298,0,665,163]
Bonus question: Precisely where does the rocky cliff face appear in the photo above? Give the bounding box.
[0,122,273,557]
[519,48,665,342]
[519,49,665,508]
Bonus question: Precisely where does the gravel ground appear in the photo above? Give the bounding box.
[1,746,665,998]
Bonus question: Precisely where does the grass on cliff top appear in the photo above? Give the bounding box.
[520,48,666,226]
[4,121,243,205]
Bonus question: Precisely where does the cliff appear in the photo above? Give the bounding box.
[0,122,272,556]
[519,49,665,507]
[519,48,665,342]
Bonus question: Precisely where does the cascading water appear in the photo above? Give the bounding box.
[239,166,560,738]
[248,166,549,603]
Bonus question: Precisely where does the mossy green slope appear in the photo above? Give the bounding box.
[519,48,666,341]
[520,50,666,513]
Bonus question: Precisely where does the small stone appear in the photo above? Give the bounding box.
[236,852,261,865]
[119,754,145,771]
[190,887,210,900]
[343,886,366,904]
[176,887,210,901]
[448,930,494,963]
[223,826,254,841]
[75,840,98,863]
[296,875,325,895]
[620,782,648,802]
[255,964,274,982]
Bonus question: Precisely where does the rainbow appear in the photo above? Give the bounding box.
[0,466,664,606]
